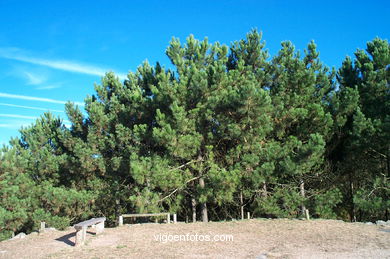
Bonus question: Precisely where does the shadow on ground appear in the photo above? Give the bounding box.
[54,231,96,246]
[55,233,75,246]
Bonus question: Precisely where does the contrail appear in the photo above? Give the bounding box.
[0,47,128,80]
[0,102,64,113]
[0,92,84,106]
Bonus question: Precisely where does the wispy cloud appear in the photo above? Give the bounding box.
[0,120,32,129]
[0,115,71,127]
[0,123,28,129]
[36,85,61,90]
[0,114,38,120]
[20,69,61,90]
[0,47,127,80]
[0,92,84,106]
[0,102,64,113]
[23,71,47,85]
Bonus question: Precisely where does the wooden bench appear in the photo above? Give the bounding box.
[118,213,177,226]
[74,217,106,246]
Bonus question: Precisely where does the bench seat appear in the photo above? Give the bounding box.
[74,217,106,246]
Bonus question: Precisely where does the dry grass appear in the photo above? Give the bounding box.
[1,219,389,259]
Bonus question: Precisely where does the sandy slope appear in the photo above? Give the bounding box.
[1,219,389,259]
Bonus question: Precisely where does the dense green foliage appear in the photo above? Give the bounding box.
[1,31,389,240]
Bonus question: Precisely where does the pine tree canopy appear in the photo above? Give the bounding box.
[0,31,389,239]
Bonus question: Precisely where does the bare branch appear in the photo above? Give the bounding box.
[367,186,390,197]
[368,147,387,158]
[169,159,199,171]
[158,175,203,202]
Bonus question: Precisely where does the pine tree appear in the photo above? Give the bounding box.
[263,40,335,217]
[330,38,389,221]
[1,31,388,234]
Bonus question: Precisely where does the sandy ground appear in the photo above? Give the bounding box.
[0,219,389,259]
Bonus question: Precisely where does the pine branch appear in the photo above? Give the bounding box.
[368,147,387,159]
[158,175,203,203]
[367,186,390,197]
[169,159,199,171]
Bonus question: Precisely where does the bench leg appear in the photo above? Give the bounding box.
[75,227,87,246]
[96,221,105,235]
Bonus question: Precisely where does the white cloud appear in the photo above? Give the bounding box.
[64,123,72,129]
[0,114,38,120]
[0,103,64,113]
[0,47,128,80]
[23,71,47,85]
[0,121,32,129]
[0,114,71,124]
[0,115,71,128]
[36,85,61,90]
[0,92,84,106]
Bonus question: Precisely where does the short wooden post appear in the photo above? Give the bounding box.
[119,216,123,226]
[247,212,250,220]
[173,213,177,223]
[155,217,158,223]
[305,209,310,220]
[40,222,46,233]
[167,213,170,224]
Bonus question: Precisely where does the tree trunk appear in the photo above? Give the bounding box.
[262,181,268,197]
[349,172,356,222]
[115,198,121,222]
[386,147,389,221]
[387,146,390,177]
[240,190,244,220]
[199,177,208,222]
[299,179,306,217]
[191,197,197,223]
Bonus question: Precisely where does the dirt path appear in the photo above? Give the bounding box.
[1,219,389,258]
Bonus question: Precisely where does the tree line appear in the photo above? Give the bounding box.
[0,30,389,240]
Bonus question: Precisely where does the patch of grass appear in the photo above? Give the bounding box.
[116,245,127,249]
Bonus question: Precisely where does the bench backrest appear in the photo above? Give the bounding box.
[74,217,106,230]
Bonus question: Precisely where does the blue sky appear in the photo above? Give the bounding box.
[0,0,389,145]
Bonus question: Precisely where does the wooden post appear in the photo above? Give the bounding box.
[167,213,171,224]
[247,212,250,220]
[305,209,310,220]
[155,218,158,223]
[40,222,46,233]
[119,216,123,226]
[173,213,177,223]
